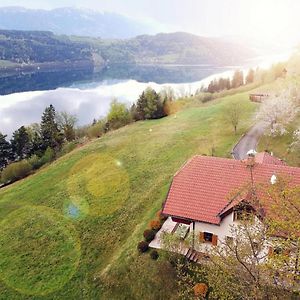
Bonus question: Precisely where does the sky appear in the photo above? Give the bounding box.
[0,0,299,45]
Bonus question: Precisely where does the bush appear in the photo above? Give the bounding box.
[137,241,149,253]
[193,283,208,297]
[87,121,105,139]
[149,220,162,231]
[28,154,43,170]
[40,147,55,165]
[1,160,32,183]
[150,250,159,260]
[60,141,77,156]
[143,229,156,242]
[200,93,215,103]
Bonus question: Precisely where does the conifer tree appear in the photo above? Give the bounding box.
[0,132,12,170]
[40,104,63,151]
[136,88,166,120]
[11,126,31,160]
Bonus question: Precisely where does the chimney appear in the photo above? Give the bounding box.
[246,149,257,167]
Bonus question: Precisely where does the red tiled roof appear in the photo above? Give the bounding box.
[162,153,300,225]
[255,152,286,165]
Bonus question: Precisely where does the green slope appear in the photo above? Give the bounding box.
[0,93,257,299]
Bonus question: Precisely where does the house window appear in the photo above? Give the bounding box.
[233,209,253,221]
[204,232,213,242]
[252,242,259,252]
[233,210,243,221]
[274,246,283,255]
[226,236,233,245]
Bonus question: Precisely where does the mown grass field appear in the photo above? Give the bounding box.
[0,92,257,299]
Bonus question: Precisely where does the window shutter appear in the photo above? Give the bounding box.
[283,248,290,257]
[199,232,204,242]
[212,234,218,246]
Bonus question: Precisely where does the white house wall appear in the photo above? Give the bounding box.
[193,212,234,252]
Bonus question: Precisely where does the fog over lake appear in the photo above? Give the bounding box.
[0,51,292,137]
[0,72,233,137]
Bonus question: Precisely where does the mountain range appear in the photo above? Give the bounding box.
[0,6,162,39]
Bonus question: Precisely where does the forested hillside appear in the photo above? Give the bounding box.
[0,30,92,63]
[0,30,255,72]
[72,32,255,66]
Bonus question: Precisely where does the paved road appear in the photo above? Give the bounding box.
[232,122,266,160]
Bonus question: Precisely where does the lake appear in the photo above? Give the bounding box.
[0,51,292,137]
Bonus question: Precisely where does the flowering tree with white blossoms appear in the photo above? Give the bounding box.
[291,128,300,151]
[256,88,299,137]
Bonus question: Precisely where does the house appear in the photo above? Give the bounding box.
[160,152,300,255]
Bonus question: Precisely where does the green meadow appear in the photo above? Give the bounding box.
[0,92,257,299]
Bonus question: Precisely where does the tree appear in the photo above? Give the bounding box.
[136,88,166,120]
[10,126,31,160]
[246,69,255,84]
[0,133,12,170]
[204,213,292,299]
[106,98,132,130]
[260,177,300,289]
[231,70,244,88]
[56,111,78,142]
[225,103,243,135]
[256,92,298,137]
[160,87,178,116]
[40,104,63,151]
[160,86,176,102]
[291,128,300,154]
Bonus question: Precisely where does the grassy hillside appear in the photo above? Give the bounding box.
[0,93,257,299]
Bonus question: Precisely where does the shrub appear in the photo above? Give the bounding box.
[60,141,77,156]
[1,160,32,183]
[137,241,149,253]
[40,147,55,165]
[28,154,43,170]
[163,100,180,116]
[150,250,159,260]
[193,283,208,298]
[149,220,161,231]
[143,229,156,242]
[87,121,105,139]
